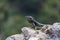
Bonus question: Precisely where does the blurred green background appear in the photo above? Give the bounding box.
[0,0,60,40]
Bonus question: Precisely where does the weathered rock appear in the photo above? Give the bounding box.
[21,27,50,40]
[21,27,37,40]
[30,30,50,40]
[5,34,24,40]
[41,25,52,33]
[29,37,39,40]
[21,27,36,37]
[45,23,60,40]
[51,23,60,40]
[5,23,60,40]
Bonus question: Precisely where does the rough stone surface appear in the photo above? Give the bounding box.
[5,23,60,40]
[5,34,24,40]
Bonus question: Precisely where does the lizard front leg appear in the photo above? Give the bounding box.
[31,23,35,29]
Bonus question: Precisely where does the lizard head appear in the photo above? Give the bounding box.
[25,16,34,21]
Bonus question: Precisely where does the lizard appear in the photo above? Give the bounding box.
[25,16,45,29]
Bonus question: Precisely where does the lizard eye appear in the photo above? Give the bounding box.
[29,17,33,20]
[25,16,33,20]
[29,17,32,19]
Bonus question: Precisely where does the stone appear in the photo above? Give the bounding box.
[5,23,60,40]
[5,34,24,40]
